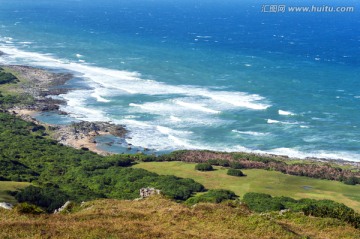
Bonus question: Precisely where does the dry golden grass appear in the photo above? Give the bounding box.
[0,196,359,239]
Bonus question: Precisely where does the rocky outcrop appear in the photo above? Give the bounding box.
[2,65,72,114]
[0,202,13,210]
[55,121,127,145]
[69,121,127,137]
[140,188,161,198]
[54,201,72,214]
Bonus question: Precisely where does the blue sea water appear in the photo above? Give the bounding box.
[0,0,359,161]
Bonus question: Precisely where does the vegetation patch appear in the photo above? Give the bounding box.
[14,202,44,215]
[0,113,204,212]
[227,168,246,177]
[0,68,19,85]
[243,192,360,228]
[0,181,30,203]
[195,163,213,171]
[164,150,360,185]
[134,161,360,211]
[185,189,237,205]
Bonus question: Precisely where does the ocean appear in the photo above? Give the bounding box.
[0,0,359,161]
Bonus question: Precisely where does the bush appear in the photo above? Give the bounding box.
[208,159,230,167]
[186,189,238,205]
[343,176,359,185]
[15,202,44,214]
[227,169,246,177]
[207,159,219,165]
[302,200,360,228]
[0,70,18,85]
[230,162,243,169]
[195,163,213,171]
[217,160,230,167]
[242,193,285,212]
[154,176,205,200]
[15,186,69,213]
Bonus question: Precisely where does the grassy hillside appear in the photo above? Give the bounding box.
[133,161,360,211]
[0,181,30,204]
[1,196,359,239]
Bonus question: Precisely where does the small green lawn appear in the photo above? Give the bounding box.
[0,181,30,204]
[133,161,360,211]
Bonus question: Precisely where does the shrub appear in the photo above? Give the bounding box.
[154,176,205,200]
[0,70,18,84]
[208,159,219,165]
[242,193,285,212]
[230,162,243,169]
[15,202,44,214]
[227,169,246,177]
[195,163,213,171]
[343,176,359,185]
[302,200,360,228]
[186,189,238,205]
[15,186,69,213]
[217,160,230,167]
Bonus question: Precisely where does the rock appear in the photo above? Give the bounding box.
[0,202,13,210]
[54,201,72,214]
[139,188,161,198]
[279,209,291,215]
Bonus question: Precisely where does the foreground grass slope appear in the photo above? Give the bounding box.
[1,196,359,239]
[134,162,360,211]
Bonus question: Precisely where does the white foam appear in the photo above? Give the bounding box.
[115,119,196,151]
[76,54,83,58]
[174,100,220,114]
[266,148,360,162]
[278,110,295,116]
[128,99,226,127]
[0,46,271,111]
[19,41,33,45]
[91,89,111,103]
[199,91,270,110]
[170,115,182,122]
[267,119,280,124]
[59,90,109,121]
[196,35,212,39]
[232,130,269,136]
[267,119,298,125]
[123,115,139,119]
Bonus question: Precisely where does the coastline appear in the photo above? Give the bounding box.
[2,64,127,156]
[1,63,359,165]
[11,107,124,155]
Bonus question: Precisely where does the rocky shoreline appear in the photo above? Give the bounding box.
[3,65,128,155]
[1,64,359,165]
[4,65,72,113]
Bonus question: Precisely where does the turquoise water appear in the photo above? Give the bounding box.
[0,0,359,160]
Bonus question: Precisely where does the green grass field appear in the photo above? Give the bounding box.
[0,181,30,204]
[133,161,360,211]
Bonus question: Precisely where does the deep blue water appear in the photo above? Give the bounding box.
[0,0,359,160]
